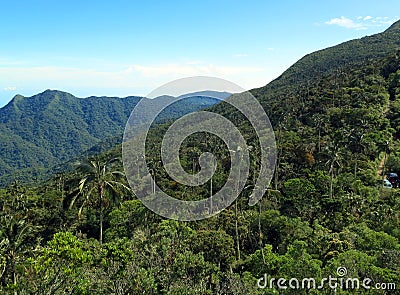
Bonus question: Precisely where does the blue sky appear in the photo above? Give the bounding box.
[0,0,399,107]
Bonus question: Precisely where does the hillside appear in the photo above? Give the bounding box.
[121,21,400,227]
[253,20,400,99]
[0,90,223,186]
[206,21,400,190]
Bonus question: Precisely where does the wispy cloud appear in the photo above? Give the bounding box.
[0,62,266,96]
[0,58,27,66]
[325,16,399,30]
[233,53,248,58]
[186,60,204,65]
[3,86,17,91]
[325,16,366,30]
[132,62,263,77]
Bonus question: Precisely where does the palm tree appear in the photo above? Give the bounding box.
[313,114,328,153]
[0,218,30,293]
[68,157,131,244]
[257,188,281,264]
[325,144,343,199]
[274,113,289,190]
[0,193,32,294]
[347,129,366,178]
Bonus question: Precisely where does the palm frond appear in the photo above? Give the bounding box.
[68,192,81,209]
[107,157,122,166]
[107,180,131,194]
[104,181,120,208]
[78,200,88,220]
[75,158,96,174]
[111,170,125,177]
[78,177,89,193]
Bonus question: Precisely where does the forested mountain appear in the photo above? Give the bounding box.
[0,90,223,186]
[1,22,400,294]
[254,19,400,97]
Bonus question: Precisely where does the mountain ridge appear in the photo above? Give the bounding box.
[0,90,223,186]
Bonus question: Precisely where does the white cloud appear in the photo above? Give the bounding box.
[3,86,17,91]
[267,48,274,51]
[233,53,248,57]
[325,16,399,30]
[325,16,366,29]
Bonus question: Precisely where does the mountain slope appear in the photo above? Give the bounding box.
[252,20,400,103]
[0,90,223,186]
[138,21,400,203]
[223,21,400,186]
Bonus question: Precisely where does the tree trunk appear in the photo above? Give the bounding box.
[274,128,283,190]
[329,166,334,199]
[274,148,282,191]
[258,200,265,264]
[210,177,213,212]
[99,184,104,245]
[318,128,321,153]
[354,154,358,178]
[13,267,16,295]
[10,251,17,295]
[234,199,240,261]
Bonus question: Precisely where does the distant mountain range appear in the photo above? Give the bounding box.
[0,90,226,186]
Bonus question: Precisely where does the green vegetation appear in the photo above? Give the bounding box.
[0,91,221,187]
[1,20,400,294]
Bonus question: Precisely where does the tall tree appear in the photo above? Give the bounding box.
[0,192,33,294]
[347,128,367,178]
[325,143,344,199]
[68,157,131,244]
